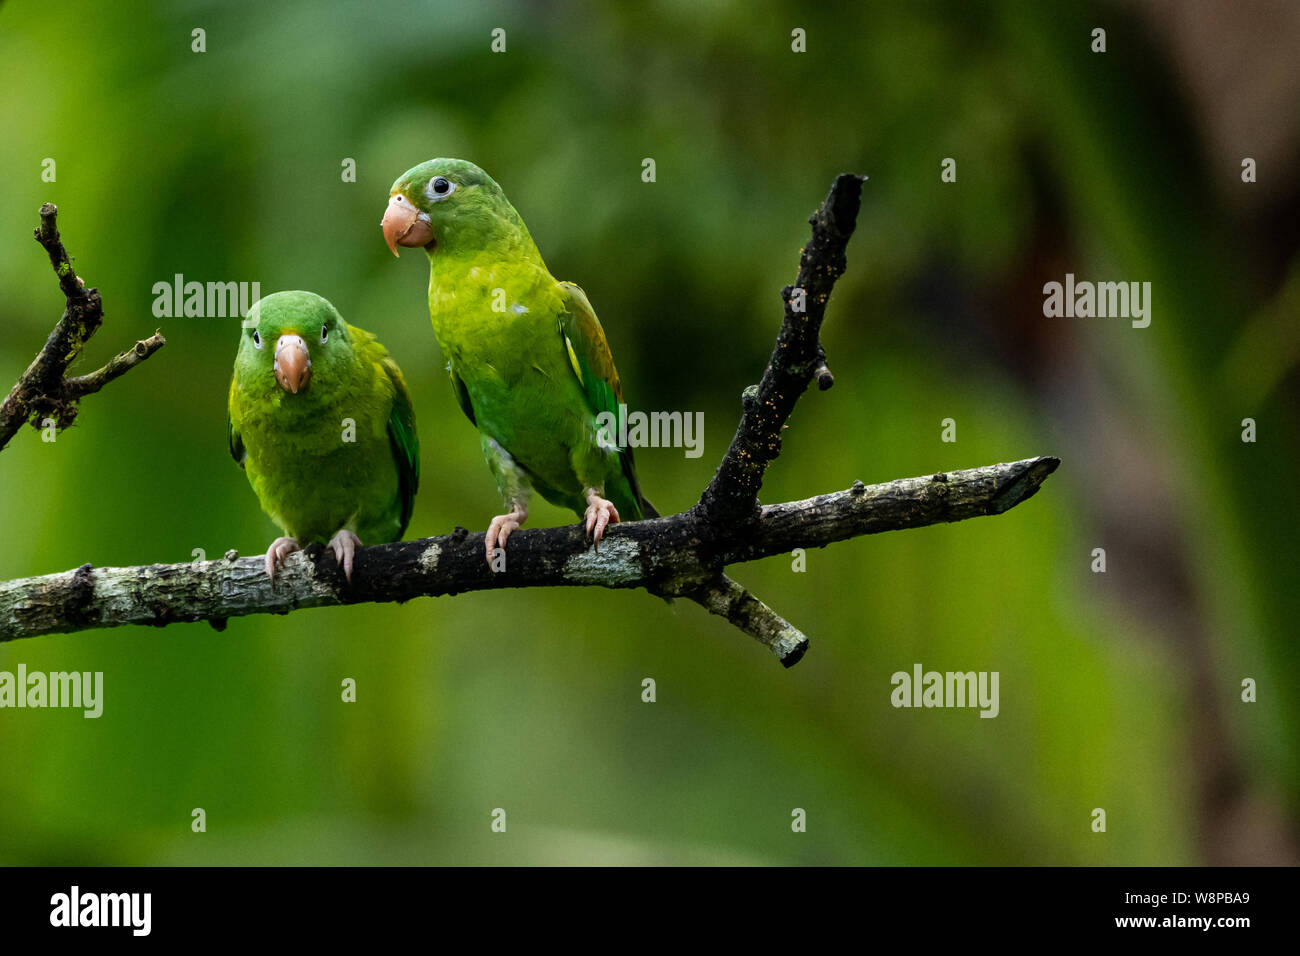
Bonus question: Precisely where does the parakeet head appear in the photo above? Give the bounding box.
[382,158,526,257]
[235,291,354,396]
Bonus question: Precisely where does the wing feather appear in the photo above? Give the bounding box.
[382,355,420,537]
[555,281,655,519]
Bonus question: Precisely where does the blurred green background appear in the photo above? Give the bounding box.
[1,0,1296,865]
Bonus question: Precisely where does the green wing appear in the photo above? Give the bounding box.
[556,281,656,519]
[383,355,420,537]
[448,363,476,426]
[227,379,246,468]
[556,281,624,417]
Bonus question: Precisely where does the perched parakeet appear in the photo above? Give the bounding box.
[381,159,656,564]
[227,291,420,580]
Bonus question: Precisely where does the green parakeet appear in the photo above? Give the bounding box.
[227,290,420,580]
[381,158,655,564]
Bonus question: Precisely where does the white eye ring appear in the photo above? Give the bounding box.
[426,176,456,202]
[252,330,262,349]
[320,325,329,345]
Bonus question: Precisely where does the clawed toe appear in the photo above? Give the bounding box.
[328,529,363,583]
[485,508,527,566]
[583,492,620,552]
[264,537,300,580]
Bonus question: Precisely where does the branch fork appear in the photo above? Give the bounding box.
[0,204,165,451]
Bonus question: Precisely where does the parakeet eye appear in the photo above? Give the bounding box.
[320,324,329,344]
[427,176,456,202]
[252,330,262,349]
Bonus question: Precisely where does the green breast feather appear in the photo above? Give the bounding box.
[227,293,419,546]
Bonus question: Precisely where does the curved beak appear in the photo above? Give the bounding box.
[274,334,312,394]
[382,194,434,256]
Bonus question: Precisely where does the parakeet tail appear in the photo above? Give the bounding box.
[618,446,657,521]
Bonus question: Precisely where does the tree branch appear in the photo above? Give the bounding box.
[0,179,1062,665]
[0,204,165,451]
[64,333,167,399]
[0,458,1059,657]
[696,173,866,528]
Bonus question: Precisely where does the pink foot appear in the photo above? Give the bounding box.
[264,536,300,580]
[583,490,620,552]
[328,528,363,583]
[485,504,528,566]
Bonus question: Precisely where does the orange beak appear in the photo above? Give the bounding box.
[382,194,434,256]
[274,334,312,394]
